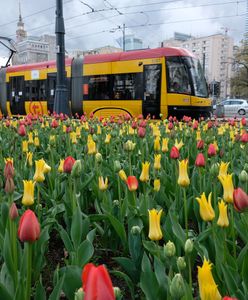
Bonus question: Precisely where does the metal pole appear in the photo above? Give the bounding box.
[54,0,71,116]
[123,24,125,51]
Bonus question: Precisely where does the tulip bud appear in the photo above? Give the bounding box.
[239,170,248,183]
[95,152,102,163]
[63,156,76,174]
[114,160,121,173]
[71,160,82,178]
[177,256,186,271]
[131,225,142,235]
[113,200,119,207]
[233,188,248,212]
[74,287,84,300]
[169,273,185,299]
[164,240,176,257]
[9,202,18,220]
[113,287,122,299]
[4,160,14,179]
[5,177,15,194]
[184,239,194,254]
[244,163,248,173]
[210,163,219,177]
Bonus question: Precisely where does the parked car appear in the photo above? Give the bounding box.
[213,99,248,116]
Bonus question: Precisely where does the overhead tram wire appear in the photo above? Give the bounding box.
[3,0,245,38]
[66,12,246,41]
[0,0,73,28]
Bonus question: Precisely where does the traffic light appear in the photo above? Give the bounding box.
[210,81,220,97]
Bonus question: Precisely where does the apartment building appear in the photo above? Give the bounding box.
[162,33,234,99]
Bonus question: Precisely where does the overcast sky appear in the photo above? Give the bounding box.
[0,0,247,58]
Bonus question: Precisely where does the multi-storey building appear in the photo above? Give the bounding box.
[12,3,56,65]
[161,33,234,99]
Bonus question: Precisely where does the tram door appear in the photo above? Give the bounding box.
[143,64,161,119]
[9,76,26,115]
[47,73,56,113]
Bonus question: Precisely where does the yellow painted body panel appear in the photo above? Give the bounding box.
[167,94,191,106]
[84,63,111,76]
[83,100,142,118]
[191,96,212,107]
[25,101,48,115]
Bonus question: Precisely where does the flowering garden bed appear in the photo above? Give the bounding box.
[0,114,248,300]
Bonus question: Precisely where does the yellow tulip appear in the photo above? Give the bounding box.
[218,174,234,203]
[98,176,108,191]
[22,140,28,153]
[128,126,135,135]
[217,200,229,227]
[218,161,230,178]
[196,130,201,141]
[196,192,215,222]
[49,135,56,143]
[198,258,221,300]
[70,132,77,144]
[104,134,111,144]
[154,179,161,192]
[154,154,161,170]
[76,126,81,137]
[63,125,67,132]
[139,162,150,182]
[34,137,40,147]
[22,180,36,206]
[97,125,102,135]
[162,138,169,153]
[213,141,219,152]
[87,136,97,155]
[148,209,163,241]
[154,136,160,152]
[26,152,33,167]
[175,139,184,150]
[118,169,127,182]
[28,132,34,144]
[177,159,190,187]
[58,159,65,173]
[33,159,51,182]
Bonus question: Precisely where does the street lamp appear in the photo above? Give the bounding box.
[53,0,71,116]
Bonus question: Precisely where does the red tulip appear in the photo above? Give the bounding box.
[9,202,18,220]
[168,122,174,130]
[4,160,14,179]
[51,119,59,128]
[240,132,248,143]
[170,146,180,159]
[138,127,146,138]
[63,156,76,173]
[18,124,26,136]
[195,153,205,167]
[233,188,248,212]
[5,177,15,194]
[193,121,198,129]
[197,140,204,150]
[241,117,246,126]
[18,209,40,242]
[207,144,216,157]
[222,297,238,300]
[126,176,139,191]
[82,263,115,300]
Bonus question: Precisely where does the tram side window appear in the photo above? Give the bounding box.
[25,80,46,101]
[166,57,191,94]
[113,73,142,100]
[86,75,112,100]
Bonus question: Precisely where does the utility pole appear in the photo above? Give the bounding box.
[123,23,125,51]
[54,0,71,116]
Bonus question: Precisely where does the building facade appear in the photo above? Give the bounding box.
[12,4,56,65]
[162,33,234,99]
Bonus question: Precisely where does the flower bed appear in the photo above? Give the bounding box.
[0,114,247,300]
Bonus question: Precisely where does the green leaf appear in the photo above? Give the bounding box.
[77,239,94,267]
[106,213,127,246]
[114,257,139,283]
[242,251,248,290]
[0,282,12,300]
[221,264,239,296]
[140,253,159,300]
[57,225,74,252]
[70,207,83,249]
[3,231,14,279]
[48,274,65,300]
[59,266,82,300]
[111,270,135,300]
[169,211,186,247]
[34,278,46,300]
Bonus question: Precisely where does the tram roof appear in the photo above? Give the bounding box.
[84,47,195,64]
